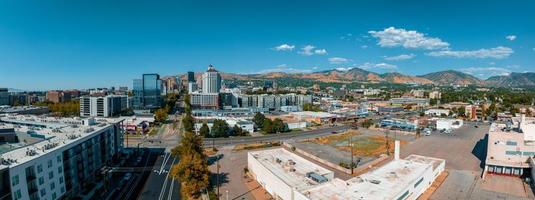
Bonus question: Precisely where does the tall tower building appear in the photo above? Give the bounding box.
[202,65,221,94]
[187,71,195,82]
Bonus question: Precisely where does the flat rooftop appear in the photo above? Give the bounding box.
[0,114,124,170]
[249,148,333,191]
[302,155,444,200]
[486,116,535,168]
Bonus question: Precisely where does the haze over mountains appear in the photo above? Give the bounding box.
[218,68,535,88]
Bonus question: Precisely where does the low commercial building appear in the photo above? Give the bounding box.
[377,106,404,113]
[0,114,124,200]
[79,95,128,117]
[380,118,418,131]
[435,118,463,131]
[484,115,535,177]
[425,109,450,116]
[390,97,430,107]
[248,143,445,200]
[289,111,341,124]
[194,117,254,134]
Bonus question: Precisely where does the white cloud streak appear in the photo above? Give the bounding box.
[506,35,517,41]
[299,45,328,56]
[427,46,513,59]
[328,57,351,64]
[259,64,312,74]
[384,54,416,61]
[369,27,449,50]
[273,44,295,51]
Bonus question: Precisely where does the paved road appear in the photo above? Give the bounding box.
[138,151,180,200]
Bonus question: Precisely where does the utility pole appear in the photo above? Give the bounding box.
[216,159,220,199]
[350,136,354,175]
[386,130,390,156]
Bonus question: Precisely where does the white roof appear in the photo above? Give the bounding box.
[0,114,123,170]
[249,148,333,191]
[302,155,444,200]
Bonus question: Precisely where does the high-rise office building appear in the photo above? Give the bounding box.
[132,74,162,110]
[187,71,195,83]
[201,65,221,94]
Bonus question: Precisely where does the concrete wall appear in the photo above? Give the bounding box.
[247,152,294,200]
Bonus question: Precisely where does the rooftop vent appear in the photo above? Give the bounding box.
[369,179,381,184]
[25,148,37,156]
[43,142,59,150]
[67,134,80,140]
[1,158,17,165]
[84,128,95,133]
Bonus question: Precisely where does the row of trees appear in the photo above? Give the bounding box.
[253,112,290,134]
[302,103,322,112]
[200,119,248,138]
[154,93,180,123]
[34,100,80,116]
[170,94,210,199]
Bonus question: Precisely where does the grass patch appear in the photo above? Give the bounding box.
[233,142,281,151]
[309,130,406,157]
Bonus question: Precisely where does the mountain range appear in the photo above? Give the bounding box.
[216,68,535,88]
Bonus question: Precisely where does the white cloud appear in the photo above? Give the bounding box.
[384,54,416,61]
[427,46,513,59]
[258,64,311,74]
[506,35,517,41]
[312,66,319,70]
[459,67,511,79]
[360,45,368,49]
[369,27,449,50]
[299,45,327,56]
[357,62,398,71]
[328,57,351,64]
[273,44,295,51]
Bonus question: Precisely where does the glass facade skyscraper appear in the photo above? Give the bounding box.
[132,74,162,110]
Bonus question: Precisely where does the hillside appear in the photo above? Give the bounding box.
[418,70,483,85]
[486,72,535,87]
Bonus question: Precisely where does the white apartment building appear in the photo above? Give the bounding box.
[0,114,123,200]
[80,95,128,118]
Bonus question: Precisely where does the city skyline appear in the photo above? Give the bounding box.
[1,0,535,90]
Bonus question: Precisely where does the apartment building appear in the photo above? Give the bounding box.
[80,95,128,117]
[0,114,124,200]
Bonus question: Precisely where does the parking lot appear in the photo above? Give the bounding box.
[400,121,535,199]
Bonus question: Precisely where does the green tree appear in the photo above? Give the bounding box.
[211,119,230,138]
[154,107,169,123]
[199,123,210,138]
[303,103,321,112]
[182,114,194,133]
[262,118,274,134]
[361,119,374,129]
[272,118,288,133]
[253,112,266,129]
[232,125,247,136]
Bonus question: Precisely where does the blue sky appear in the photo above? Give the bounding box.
[0,0,534,90]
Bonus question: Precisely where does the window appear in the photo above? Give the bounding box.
[11,175,19,186]
[39,177,45,185]
[397,190,409,200]
[59,177,64,184]
[506,141,517,146]
[58,166,62,173]
[37,165,43,173]
[50,182,55,190]
[60,186,65,193]
[48,160,53,168]
[40,188,46,196]
[14,190,21,200]
[57,155,62,163]
[49,171,54,179]
[505,151,522,155]
[414,177,424,188]
[52,192,57,199]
